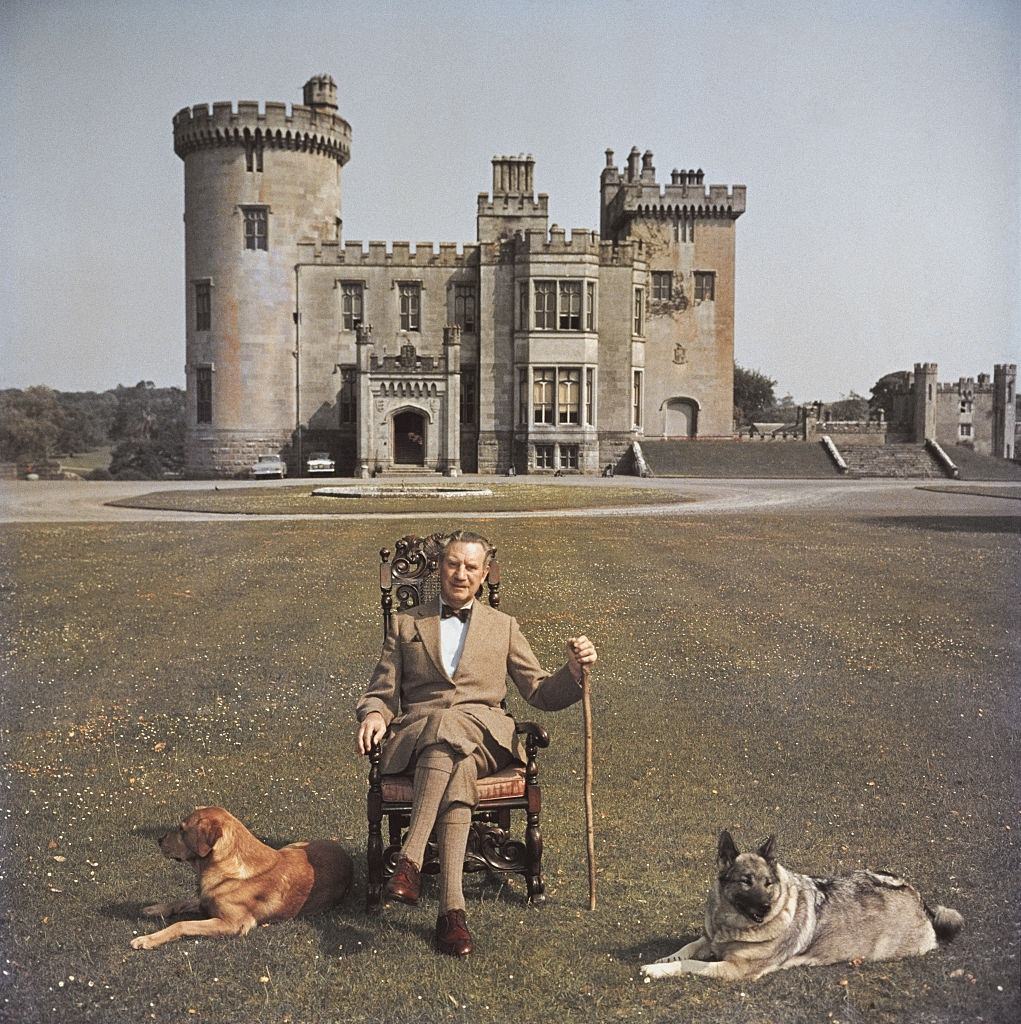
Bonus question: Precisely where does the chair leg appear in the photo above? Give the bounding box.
[528,794,544,901]
[367,758,384,912]
[524,737,546,904]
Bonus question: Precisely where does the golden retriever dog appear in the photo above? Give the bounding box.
[131,806,352,950]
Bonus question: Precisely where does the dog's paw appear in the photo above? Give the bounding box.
[130,934,156,950]
[640,962,671,981]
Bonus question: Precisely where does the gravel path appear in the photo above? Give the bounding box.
[3,477,1019,523]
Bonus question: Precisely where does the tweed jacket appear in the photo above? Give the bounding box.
[357,597,582,775]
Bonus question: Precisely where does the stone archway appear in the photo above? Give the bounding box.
[393,409,426,465]
[662,397,700,438]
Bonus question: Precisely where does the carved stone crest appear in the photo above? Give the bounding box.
[673,344,687,365]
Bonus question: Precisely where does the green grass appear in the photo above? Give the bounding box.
[107,482,690,516]
[56,447,113,474]
[1,512,1018,1024]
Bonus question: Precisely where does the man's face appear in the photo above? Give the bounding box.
[439,541,489,608]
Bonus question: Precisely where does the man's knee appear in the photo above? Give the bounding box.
[417,742,458,774]
[440,756,478,812]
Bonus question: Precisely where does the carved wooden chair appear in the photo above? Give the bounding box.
[366,532,550,911]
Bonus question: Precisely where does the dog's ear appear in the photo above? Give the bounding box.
[757,835,778,863]
[717,830,739,868]
[183,817,222,859]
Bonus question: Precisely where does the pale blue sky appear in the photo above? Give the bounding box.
[2,0,1018,400]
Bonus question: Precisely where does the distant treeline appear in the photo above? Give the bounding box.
[733,366,868,427]
[0,382,185,479]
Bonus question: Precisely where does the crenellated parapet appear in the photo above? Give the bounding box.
[496,228,645,267]
[296,239,480,266]
[938,373,997,396]
[615,179,746,217]
[517,227,603,257]
[600,239,646,267]
[173,98,351,164]
[476,192,550,218]
[600,146,745,237]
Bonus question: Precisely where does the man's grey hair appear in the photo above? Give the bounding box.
[441,529,496,567]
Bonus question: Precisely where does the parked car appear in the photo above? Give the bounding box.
[249,454,287,479]
[305,451,336,475]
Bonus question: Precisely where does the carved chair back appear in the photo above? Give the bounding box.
[378,532,501,639]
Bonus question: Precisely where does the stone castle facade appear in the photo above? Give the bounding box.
[173,75,745,476]
[873,363,1017,459]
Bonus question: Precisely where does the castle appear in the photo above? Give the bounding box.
[871,363,1016,459]
[173,75,745,477]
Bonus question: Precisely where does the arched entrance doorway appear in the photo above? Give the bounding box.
[393,410,426,465]
[662,397,699,437]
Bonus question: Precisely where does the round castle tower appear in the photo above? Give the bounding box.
[173,75,351,476]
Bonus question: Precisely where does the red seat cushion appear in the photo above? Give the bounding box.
[381,763,526,803]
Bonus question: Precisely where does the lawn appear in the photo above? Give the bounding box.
[56,448,113,475]
[0,512,1018,1024]
[107,482,690,516]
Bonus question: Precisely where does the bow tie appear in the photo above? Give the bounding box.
[441,605,471,623]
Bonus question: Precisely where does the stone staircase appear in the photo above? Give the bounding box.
[837,443,947,479]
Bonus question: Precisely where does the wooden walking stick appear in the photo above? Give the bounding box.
[581,663,596,910]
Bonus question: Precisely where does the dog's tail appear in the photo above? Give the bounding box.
[925,903,964,942]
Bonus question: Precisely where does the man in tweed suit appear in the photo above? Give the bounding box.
[356,529,596,956]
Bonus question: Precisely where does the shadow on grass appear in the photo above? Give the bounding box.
[304,911,379,958]
[99,899,157,922]
[866,515,1021,535]
[610,932,701,965]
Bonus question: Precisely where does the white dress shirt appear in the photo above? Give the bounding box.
[439,602,471,676]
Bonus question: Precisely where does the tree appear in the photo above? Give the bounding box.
[109,439,169,479]
[869,371,911,426]
[54,390,117,454]
[107,383,186,477]
[733,365,778,425]
[826,390,869,421]
[0,382,185,474]
[0,387,62,462]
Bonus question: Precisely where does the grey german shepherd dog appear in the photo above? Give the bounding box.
[641,831,963,981]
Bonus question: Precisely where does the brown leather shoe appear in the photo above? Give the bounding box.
[385,857,421,905]
[435,909,473,957]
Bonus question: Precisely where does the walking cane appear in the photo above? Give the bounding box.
[581,663,596,911]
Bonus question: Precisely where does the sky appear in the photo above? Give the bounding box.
[2,0,1018,402]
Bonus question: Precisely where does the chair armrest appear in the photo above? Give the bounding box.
[514,721,549,749]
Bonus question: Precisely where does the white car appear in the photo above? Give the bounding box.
[249,454,287,479]
[305,451,336,475]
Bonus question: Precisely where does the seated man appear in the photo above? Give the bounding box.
[356,529,596,957]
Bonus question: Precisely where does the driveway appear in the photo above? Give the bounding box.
[2,477,1019,523]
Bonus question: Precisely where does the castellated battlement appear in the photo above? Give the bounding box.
[600,239,646,266]
[602,147,746,218]
[504,227,643,264]
[296,239,480,266]
[173,98,351,163]
[620,181,747,216]
[520,226,603,256]
[476,193,550,217]
[937,375,995,395]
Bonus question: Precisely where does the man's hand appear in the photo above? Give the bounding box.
[357,712,387,755]
[566,635,597,683]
